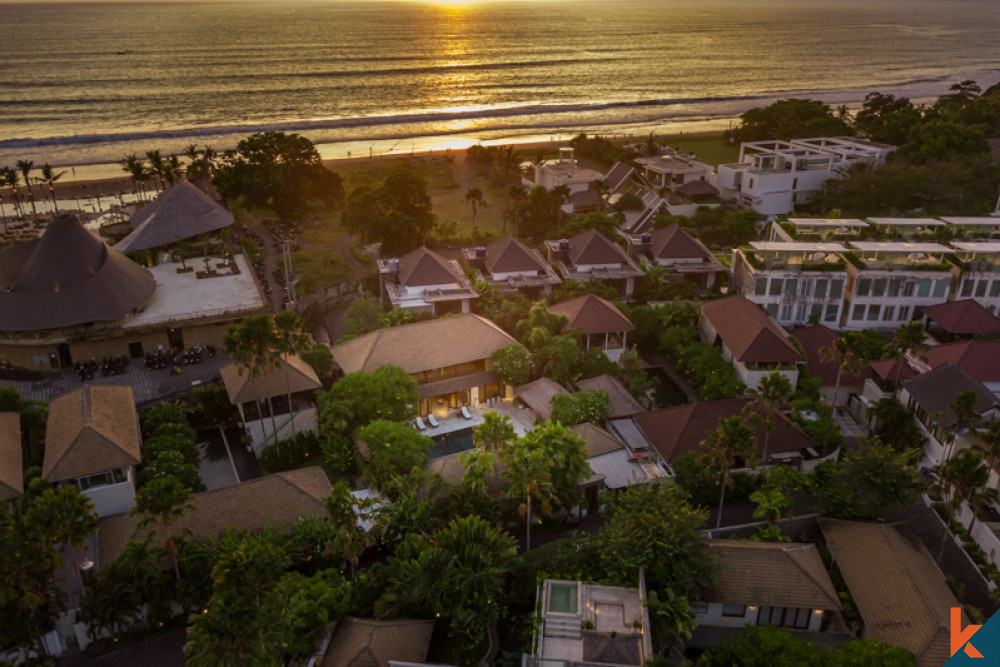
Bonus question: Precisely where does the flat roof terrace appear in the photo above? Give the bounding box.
[750,242,849,252]
[941,217,1000,229]
[850,241,954,254]
[951,242,1000,253]
[867,217,947,228]
[786,218,868,228]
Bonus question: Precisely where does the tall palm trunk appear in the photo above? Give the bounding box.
[823,364,843,454]
[716,468,729,529]
[284,352,297,439]
[267,363,280,446]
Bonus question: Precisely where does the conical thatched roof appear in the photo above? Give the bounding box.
[115,181,233,252]
[0,213,155,331]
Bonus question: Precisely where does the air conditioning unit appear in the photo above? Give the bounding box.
[640,233,652,245]
[558,239,570,252]
[475,247,487,259]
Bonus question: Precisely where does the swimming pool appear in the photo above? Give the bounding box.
[427,427,475,460]
[548,581,579,614]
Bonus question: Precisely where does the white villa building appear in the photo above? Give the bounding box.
[461,235,561,300]
[544,229,644,300]
[950,242,1000,315]
[377,246,478,315]
[533,147,605,194]
[635,152,713,193]
[767,218,870,243]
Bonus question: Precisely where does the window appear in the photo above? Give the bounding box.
[899,306,911,320]
[903,281,915,297]
[811,304,822,320]
[976,280,988,298]
[748,178,755,189]
[991,281,1000,298]
[962,279,974,297]
[766,303,779,317]
[830,280,843,298]
[74,468,127,491]
[814,280,827,298]
[867,304,881,321]
[755,277,767,296]
[769,278,783,296]
[917,280,932,297]
[889,278,902,297]
[825,304,838,322]
[785,278,798,295]
[857,278,871,296]
[853,303,866,320]
[756,606,773,626]
[800,280,812,296]
[935,280,949,298]
[793,608,811,629]
[872,278,887,297]
[796,304,807,321]
[883,305,896,321]
[792,177,798,189]
[722,604,747,617]
[780,304,792,321]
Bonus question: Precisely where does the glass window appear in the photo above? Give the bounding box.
[755,277,767,296]
[899,306,911,320]
[769,278,783,296]
[883,305,896,321]
[796,304,806,321]
[810,304,822,319]
[918,280,932,297]
[794,608,812,629]
[857,278,871,296]
[756,606,772,626]
[853,303,866,320]
[872,278,887,297]
[935,280,948,299]
[889,278,902,297]
[830,280,843,298]
[976,280,988,298]
[868,304,881,321]
[785,278,798,295]
[780,304,792,321]
[962,279,974,297]
[800,280,812,296]
[825,304,838,322]
[766,303,779,317]
[722,604,747,617]
[903,281,915,297]
[991,281,1000,298]
[814,280,827,298]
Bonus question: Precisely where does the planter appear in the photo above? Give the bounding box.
[195,270,218,279]
[176,266,194,274]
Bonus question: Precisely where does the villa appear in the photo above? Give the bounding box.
[462,235,561,299]
[544,229,644,300]
[376,246,478,315]
[514,377,570,422]
[635,151,713,194]
[43,385,141,517]
[789,324,869,406]
[625,223,727,293]
[919,298,1000,341]
[549,294,636,362]
[533,147,605,194]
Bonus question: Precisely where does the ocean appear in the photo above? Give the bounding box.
[1,0,999,180]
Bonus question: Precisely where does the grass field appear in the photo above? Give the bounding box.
[663,134,739,166]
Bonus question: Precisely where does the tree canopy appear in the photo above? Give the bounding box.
[341,166,436,256]
[727,99,853,143]
[356,419,433,491]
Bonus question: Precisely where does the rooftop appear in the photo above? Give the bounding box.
[700,295,803,364]
[636,154,711,173]
[220,354,322,404]
[114,182,234,253]
[514,377,570,421]
[749,241,849,253]
[550,294,636,335]
[0,412,22,501]
[849,241,954,253]
[941,216,1000,228]
[919,340,1000,384]
[789,325,869,388]
[321,617,434,667]
[920,299,1000,336]
[785,218,868,228]
[902,361,1000,429]
[866,217,947,228]
[576,374,645,418]
[950,241,1000,253]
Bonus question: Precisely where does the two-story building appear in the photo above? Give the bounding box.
[949,242,1000,315]
[941,216,1000,239]
[549,294,637,362]
[866,217,948,239]
[329,313,518,418]
[43,385,141,517]
[767,218,870,243]
[635,152,713,193]
[544,229,644,300]
[534,147,605,194]
[461,235,561,299]
[730,241,849,327]
[377,246,478,316]
[624,224,727,293]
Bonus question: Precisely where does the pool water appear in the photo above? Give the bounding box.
[548,582,578,614]
[427,427,475,460]
[647,367,688,408]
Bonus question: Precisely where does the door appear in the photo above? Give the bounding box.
[57,343,72,368]
[128,342,144,359]
[167,327,185,350]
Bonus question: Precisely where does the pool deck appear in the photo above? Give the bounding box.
[419,399,537,438]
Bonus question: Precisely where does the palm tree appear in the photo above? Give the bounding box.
[464,186,485,245]
[145,149,166,190]
[473,410,515,483]
[16,160,37,221]
[508,183,527,239]
[324,481,373,580]
[224,315,281,447]
[3,166,24,219]
[746,371,793,465]
[888,321,928,393]
[551,183,571,237]
[819,333,867,453]
[130,476,194,579]
[974,420,1000,483]
[120,154,149,201]
[944,389,981,463]
[496,145,518,234]
[503,441,557,552]
[39,163,66,214]
[701,415,758,529]
[588,178,610,211]
[166,155,182,186]
[273,310,310,439]
[644,132,660,157]
[183,143,201,162]
[936,449,992,562]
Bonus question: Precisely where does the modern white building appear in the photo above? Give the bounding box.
[767,218,870,243]
[534,147,605,194]
[714,137,894,216]
[635,151,713,193]
[950,242,1000,315]
[941,216,1000,239]
[866,217,948,239]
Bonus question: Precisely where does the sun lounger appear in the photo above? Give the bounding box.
[415,417,427,430]
[427,414,439,428]
[461,406,472,420]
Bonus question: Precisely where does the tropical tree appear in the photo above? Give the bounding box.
[464,186,485,244]
[273,310,311,439]
[120,153,149,201]
[935,448,995,562]
[815,438,920,520]
[746,371,793,464]
[341,293,383,338]
[224,314,282,443]
[549,389,610,426]
[888,321,927,393]
[508,182,528,238]
[473,410,515,483]
[819,333,868,452]
[323,481,374,578]
[145,149,166,190]
[356,420,432,491]
[491,343,535,386]
[16,159,37,221]
[552,183,571,237]
[2,167,23,219]
[316,364,419,437]
[131,476,195,578]
[38,163,66,213]
[496,145,518,234]
[700,415,758,528]
[974,419,1000,485]
[868,396,927,453]
[341,166,435,255]
[943,388,981,463]
[749,487,791,542]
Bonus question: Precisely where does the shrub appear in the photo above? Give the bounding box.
[258,431,322,472]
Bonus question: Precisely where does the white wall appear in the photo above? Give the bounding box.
[81,467,136,517]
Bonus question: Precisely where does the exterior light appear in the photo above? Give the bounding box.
[814,609,823,614]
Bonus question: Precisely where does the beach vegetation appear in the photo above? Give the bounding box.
[725,98,853,143]
[341,166,436,256]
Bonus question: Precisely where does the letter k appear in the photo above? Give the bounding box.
[951,607,984,658]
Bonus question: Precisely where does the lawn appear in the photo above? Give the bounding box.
[330,155,459,192]
[664,134,739,166]
[291,249,351,295]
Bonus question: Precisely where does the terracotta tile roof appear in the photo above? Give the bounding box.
[631,398,815,464]
[819,519,961,667]
[97,467,331,567]
[43,385,141,482]
[649,224,715,262]
[115,182,233,252]
[920,299,1000,335]
[321,617,435,667]
[790,325,869,388]
[515,377,570,420]
[549,294,636,335]
[674,179,719,198]
[566,228,630,266]
[0,412,22,501]
[902,362,999,429]
[484,236,547,274]
[869,358,918,383]
[701,539,841,610]
[220,354,322,405]
[576,374,645,418]
[922,340,1000,383]
[331,314,518,375]
[700,295,803,364]
[396,247,463,286]
[570,422,625,457]
[424,450,508,488]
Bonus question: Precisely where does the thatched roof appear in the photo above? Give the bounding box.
[0,413,22,501]
[115,182,233,252]
[220,355,322,405]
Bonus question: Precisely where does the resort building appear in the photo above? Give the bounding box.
[941,216,1000,239]
[866,217,948,239]
[730,242,848,327]
[544,229,643,300]
[689,540,843,649]
[220,355,323,452]
[533,147,605,194]
[919,298,1000,341]
[819,518,966,667]
[114,181,234,253]
[571,421,666,492]
[528,578,652,667]
[624,224,727,294]
[329,314,517,417]
[714,137,894,216]
[698,295,804,390]
[635,151,713,193]
[0,412,22,502]
[767,218,870,243]
[461,235,561,299]
[377,246,478,315]
[841,241,955,330]
[549,294,637,362]
[0,212,267,371]
[43,385,141,517]
[949,242,1000,315]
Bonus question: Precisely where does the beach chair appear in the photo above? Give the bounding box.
[415,417,427,430]
[427,414,440,428]
[461,406,473,420]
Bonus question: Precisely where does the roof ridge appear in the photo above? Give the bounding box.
[274,469,325,502]
[783,544,841,607]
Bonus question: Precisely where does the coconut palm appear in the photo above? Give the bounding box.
[888,321,928,393]
[746,371,793,465]
[166,155,182,186]
[183,143,201,162]
[496,145,518,234]
[644,132,660,156]
[224,315,282,446]
[502,441,557,552]
[145,149,166,190]
[508,183,527,239]
[944,389,981,463]
[3,166,24,219]
[16,160,37,221]
[473,410,515,483]
[935,448,992,562]
[588,178,610,211]
[464,186,485,245]
[39,163,66,214]
[120,153,150,201]
[974,420,1000,484]
[272,310,310,439]
[819,333,868,453]
[701,415,758,529]
[551,183,571,237]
